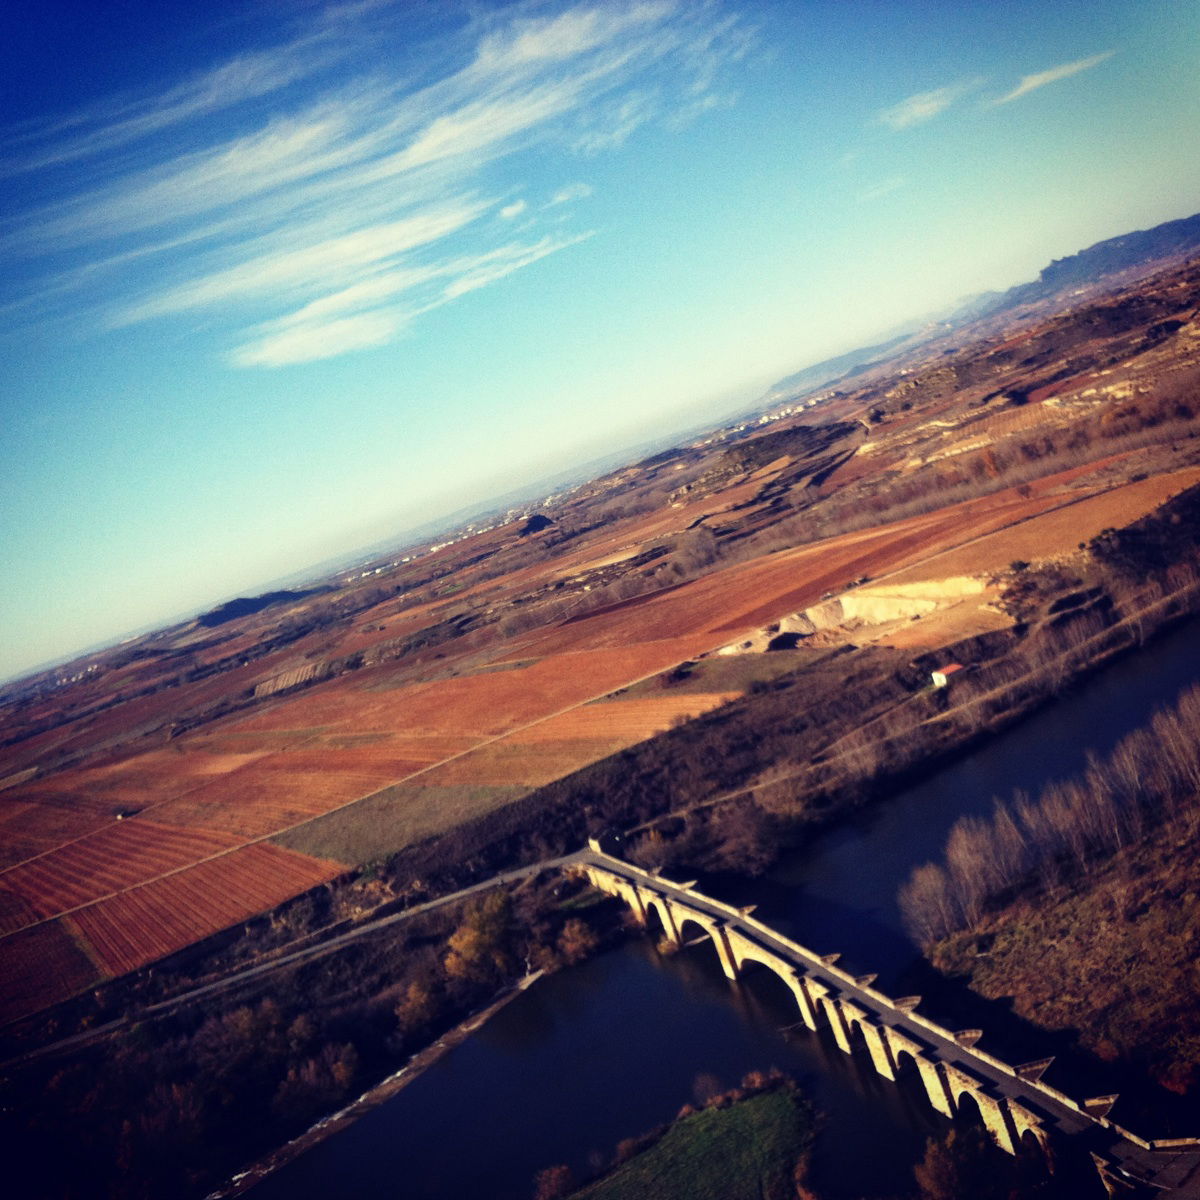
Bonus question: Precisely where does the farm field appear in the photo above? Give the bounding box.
[68,842,344,977]
[887,466,1200,584]
[0,450,1178,1027]
[3,248,1198,1032]
[412,740,632,788]
[231,635,722,740]
[0,792,117,869]
[0,820,243,920]
[0,920,103,1026]
[501,693,740,743]
[273,783,534,863]
[0,458,1180,1024]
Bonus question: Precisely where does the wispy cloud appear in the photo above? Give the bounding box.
[574,91,658,154]
[1,0,751,367]
[229,231,592,366]
[993,51,1114,105]
[877,79,981,131]
[233,310,406,368]
[546,182,594,207]
[858,176,906,203]
[113,203,488,325]
[0,42,344,176]
[442,233,593,300]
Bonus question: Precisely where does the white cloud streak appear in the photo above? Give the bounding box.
[233,311,404,368]
[877,79,980,131]
[546,182,593,207]
[858,176,906,203]
[114,203,488,325]
[1,0,751,367]
[230,231,592,366]
[993,52,1114,105]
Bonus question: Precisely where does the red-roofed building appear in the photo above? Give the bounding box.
[931,663,965,688]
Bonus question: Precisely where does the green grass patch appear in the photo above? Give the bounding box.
[557,890,611,913]
[271,783,529,864]
[599,650,827,700]
[570,1085,813,1200]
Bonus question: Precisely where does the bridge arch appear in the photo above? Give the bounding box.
[733,943,791,984]
[844,1013,874,1052]
[676,913,710,940]
[640,893,676,943]
[948,1079,1019,1155]
[891,1044,922,1080]
[675,913,730,972]
[953,1087,987,1128]
[729,944,820,1029]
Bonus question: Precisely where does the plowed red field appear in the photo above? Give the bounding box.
[229,636,718,740]
[497,478,1112,657]
[0,880,40,935]
[890,467,1200,582]
[0,795,114,868]
[149,766,406,838]
[69,843,343,977]
[0,820,241,921]
[504,693,740,743]
[0,919,102,1025]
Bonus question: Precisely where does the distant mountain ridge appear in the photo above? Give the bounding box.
[983,210,1200,316]
[765,209,1200,402]
[762,332,914,401]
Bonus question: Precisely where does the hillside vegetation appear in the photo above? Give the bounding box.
[928,807,1200,1098]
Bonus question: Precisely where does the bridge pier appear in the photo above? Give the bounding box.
[708,920,741,981]
[614,882,684,949]
[625,885,649,927]
[916,1056,956,1119]
[811,985,854,1054]
[841,1001,897,1081]
[784,970,820,1031]
[944,1064,1020,1155]
[656,896,683,947]
[867,1027,957,1118]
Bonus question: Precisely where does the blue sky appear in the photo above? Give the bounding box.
[2,0,1198,682]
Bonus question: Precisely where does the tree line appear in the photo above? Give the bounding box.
[0,879,605,1200]
[900,680,1200,943]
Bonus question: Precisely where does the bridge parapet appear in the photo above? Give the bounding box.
[573,848,1199,1187]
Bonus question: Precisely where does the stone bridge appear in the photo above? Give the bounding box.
[573,845,1200,1197]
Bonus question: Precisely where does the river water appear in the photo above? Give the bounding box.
[252,619,1200,1200]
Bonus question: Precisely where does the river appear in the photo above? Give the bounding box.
[250,618,1200,1200]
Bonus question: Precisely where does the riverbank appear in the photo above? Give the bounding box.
[929,806,1200,1106]
[626,553,1200,880]
[220,602,1200,1200]
[212,971,544,1198]
[7,507,1200,1200]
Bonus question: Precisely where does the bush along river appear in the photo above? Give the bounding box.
[248,617,1200,1200]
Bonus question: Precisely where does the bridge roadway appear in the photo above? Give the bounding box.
[575,846,1200,1197]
